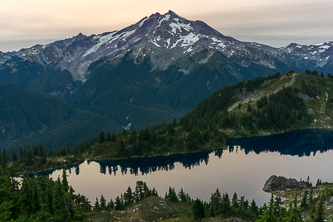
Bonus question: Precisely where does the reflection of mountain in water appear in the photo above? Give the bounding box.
[227,129,333,157]
[93,149,224,176]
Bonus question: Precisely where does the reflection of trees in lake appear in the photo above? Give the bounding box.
[36,149,223,177]
[75,165,80,175]
[227,129,333,157]
[39,130,333,177]
[64,165,80,176]
[96,150,216,176]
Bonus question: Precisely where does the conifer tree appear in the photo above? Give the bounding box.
[52,177,70,220]
[62,167,69,193]
[300,190,308,208]
[20,175,34,215]
[192,198,205,220]
[26,149,33,166]
[232,192,239,208]
[106,131,111,141]
[100,194,107,209]
[257,194,276,222]
[111,130,117,142]
[107,199,114,210]
[12,151,18,162]
[311,202,316,220]
[166,187,178,203]
[115,196,123,210]
[1,148,9,168]
[250,199,258,216]
[0,201,14,221]
[94,197,100,211]
[315,196,325,222]
[31,177,42,213]
[286,193,302,222]
[221,193,231,213]
[118,139,125,155]
[98,131,106,144]
[178,188,187,203]
[0,166,15,218]
[209,188,222,216]
[45,178,54,215]
[124,186,134,206]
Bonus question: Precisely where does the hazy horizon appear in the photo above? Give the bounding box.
[1,0,332,52]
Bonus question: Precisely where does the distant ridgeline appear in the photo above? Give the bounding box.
[3,70,333,161]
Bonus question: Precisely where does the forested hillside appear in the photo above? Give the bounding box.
[0,83,122,151]
[5,71,333,164]
[182,71,333,136]
[84,71,333,161]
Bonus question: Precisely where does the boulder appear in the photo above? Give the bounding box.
[263,175,307,192]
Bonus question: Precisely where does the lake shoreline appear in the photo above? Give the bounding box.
[16,128,333,175]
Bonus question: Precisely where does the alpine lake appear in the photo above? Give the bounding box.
[38,129,333,206]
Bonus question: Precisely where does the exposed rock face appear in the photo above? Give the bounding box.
[262,175,307,192]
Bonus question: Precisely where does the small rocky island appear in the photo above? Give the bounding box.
[262,175,307,192]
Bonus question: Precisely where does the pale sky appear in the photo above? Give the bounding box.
[0,0,332,52]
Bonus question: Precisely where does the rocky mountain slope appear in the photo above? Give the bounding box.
[2,11,332,83]
[1,10,332,151]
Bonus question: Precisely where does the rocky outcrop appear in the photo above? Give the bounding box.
[262,175,307,192]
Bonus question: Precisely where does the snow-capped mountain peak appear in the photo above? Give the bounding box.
[1,11,332,82]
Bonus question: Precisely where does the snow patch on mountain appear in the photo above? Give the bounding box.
[83,31,117,57]
[83,29,136,57]
[186,47,193,53]
[150,38,161,47]
[133,38,141,43]
[156,14,171,29]
[319,45,330,49]
[139,17,148,27]
[165,38,171,48]
[169,18,193,34]
[119,29,136,41]
[181,33,200,48]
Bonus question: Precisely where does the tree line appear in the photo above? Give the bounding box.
[1,164,332,221]
[0,166,91,221]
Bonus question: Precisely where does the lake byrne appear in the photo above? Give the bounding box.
[44,129,333,206]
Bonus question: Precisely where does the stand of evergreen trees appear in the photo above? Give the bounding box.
[92,181,158,212]
[0,166,91,221]
[1,165,332,221]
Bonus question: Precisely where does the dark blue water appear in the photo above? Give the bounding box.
[44,129,333,205]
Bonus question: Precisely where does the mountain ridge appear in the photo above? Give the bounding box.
[1,10,333,152]
[1,10,331,83]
